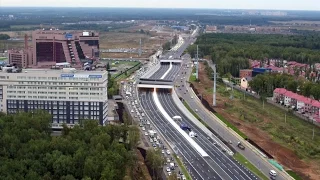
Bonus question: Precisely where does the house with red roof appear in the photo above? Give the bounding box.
[273,88,320,122]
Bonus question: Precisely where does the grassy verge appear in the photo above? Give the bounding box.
[214,113,248,139]
[233,153,269,180]
[173,154,192,180]
[286,170,303,180]
[182,101,210,128]
[114,62,141,80]
[188,67,197,82]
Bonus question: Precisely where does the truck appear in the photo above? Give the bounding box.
[237,142,245,150]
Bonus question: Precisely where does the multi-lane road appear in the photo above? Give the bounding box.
[158,89,258,180]
[135,30,271,180]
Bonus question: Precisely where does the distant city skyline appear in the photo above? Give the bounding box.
[1,0,320,11]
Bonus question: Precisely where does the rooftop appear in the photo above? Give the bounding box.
[0,68,107,76]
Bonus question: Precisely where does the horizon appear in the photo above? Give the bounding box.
[0,6,320,12]
[1,0,320,11]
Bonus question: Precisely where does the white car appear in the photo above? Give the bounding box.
[167,158,170,163]
[162,150,165,154]
[269,170,277,177]
[142,127,145,131]
[191,96,194,99]
[144,132,148,136]
[166,150,171,155]
[166,167,171,172]
[147,121,150,125]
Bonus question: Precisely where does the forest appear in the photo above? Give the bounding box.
[0,111,140,180]
[0,34,10,40]
[249,73,320,99]
[188,33,320,77]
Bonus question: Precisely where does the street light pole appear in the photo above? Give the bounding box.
[213,64,217,107]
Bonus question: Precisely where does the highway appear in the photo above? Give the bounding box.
[163,63,181,81]
[175,59,288,180]
[158,89,258,180]
[140,90,222,180]
[149,63,170,79]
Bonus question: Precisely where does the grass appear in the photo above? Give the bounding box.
[0,57,7,60]
[103,60,138,68]
[214,113,248,139]
[173,154,192,180]
[233,153,269,180]
[182,101,210,128]
[286,170,303,180]
[114,62,141,81]
[188,67,197,82]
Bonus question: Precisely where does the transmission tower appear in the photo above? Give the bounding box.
[139,38,142,57]
[196,45,199,80]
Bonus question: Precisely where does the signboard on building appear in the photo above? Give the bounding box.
[65,33,73,39]
[83,32,90,36]
[60,74,102,78]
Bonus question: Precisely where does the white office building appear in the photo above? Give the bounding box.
[0,68,108,126]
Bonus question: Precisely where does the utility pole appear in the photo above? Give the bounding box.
[285,113,287,123]
[139,38,142,57]
[196,45,199,80]
[213,64,217,106]
[312,128,315,140]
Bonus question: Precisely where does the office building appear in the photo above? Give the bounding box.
[8,29,99,68]
[0,68,108,126]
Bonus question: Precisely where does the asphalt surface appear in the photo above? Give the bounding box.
[140,90,222,180]
[163,63,181,81]
[158,89,259,180]
[176,59,287,180]
[149,63,170,79]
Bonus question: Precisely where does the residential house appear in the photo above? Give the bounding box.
[273,88,320,123]
[273,88,287,103]
[240,77,252,90]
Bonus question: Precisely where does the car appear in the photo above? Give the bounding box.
[166,150,171,155]
[144,132,148,136]
[191,96,194,99]
[162,150,165,154]
[168,171,172,176]
[195,109,198,112]
[142,127,145,131]
[147,121,150,125]
[269,170,277,177]
[152,143,157,147]
[166,158,170,163]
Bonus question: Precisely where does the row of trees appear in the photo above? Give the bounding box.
[249,73,320,100]
[0,34,10,40]
[188,33,320,77]
[0,111,139,179]
[162,34,178,51]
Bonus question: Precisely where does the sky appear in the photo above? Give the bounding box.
[1,0,320,11]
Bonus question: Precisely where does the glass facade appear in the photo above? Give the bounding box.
[6,100,107,125]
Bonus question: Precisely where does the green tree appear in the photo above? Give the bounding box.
[0,111,136,180]
[146,149,164,180]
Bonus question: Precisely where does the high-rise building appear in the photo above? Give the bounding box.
[8,30,100,69]
[0,68,108,127]
[32,29,99,68]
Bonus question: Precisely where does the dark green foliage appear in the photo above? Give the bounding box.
[188,33,320,77]
[0,34,10,40]
[0,111,138,180]
[249,73,320,100]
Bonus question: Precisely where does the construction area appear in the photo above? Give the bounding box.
[190,62,320,180]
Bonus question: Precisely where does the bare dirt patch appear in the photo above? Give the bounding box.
[190,62,320,180]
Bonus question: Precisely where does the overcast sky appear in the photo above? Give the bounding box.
[1,0,320,11]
